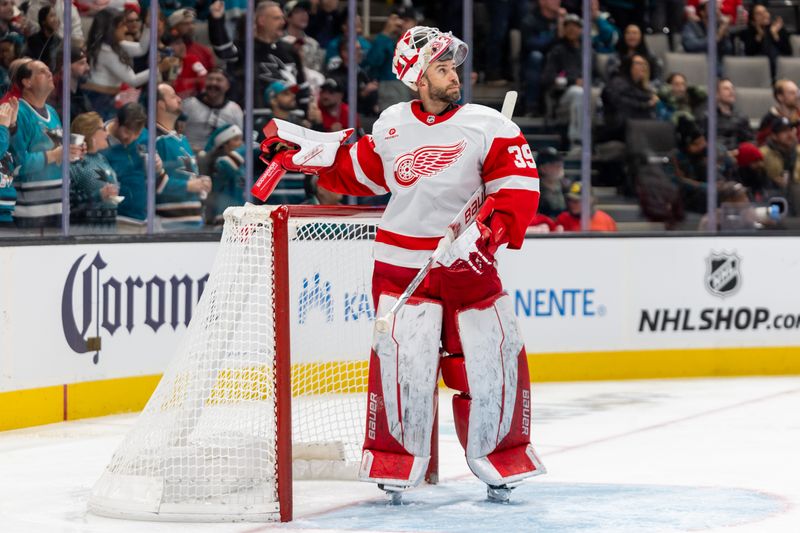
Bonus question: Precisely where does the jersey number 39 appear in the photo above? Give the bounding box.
[508,145,536,169]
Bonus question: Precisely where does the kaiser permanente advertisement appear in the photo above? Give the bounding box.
[1,236,799,399]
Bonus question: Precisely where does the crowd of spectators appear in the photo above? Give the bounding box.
[509,0,800,230]
[0,0,798,236]
[0,0,423,235]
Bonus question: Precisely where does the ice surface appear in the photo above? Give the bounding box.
[0,377,798,533]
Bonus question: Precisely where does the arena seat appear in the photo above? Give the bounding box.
[664,53,708,87]
[776,57,800,85]
[723,56,771,89]
[734,87,773,129]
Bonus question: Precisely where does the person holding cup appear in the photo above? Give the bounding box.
[0,96,18,227]
[69,111,120,232]
[10,60,83,230]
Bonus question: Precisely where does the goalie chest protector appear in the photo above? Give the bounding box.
[366,100,537,268]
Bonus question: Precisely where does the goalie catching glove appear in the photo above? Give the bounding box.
[251,119,354,201]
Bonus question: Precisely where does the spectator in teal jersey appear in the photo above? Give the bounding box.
[589,0,619,54]
[204,123,244,225]
[324,14,370,69]
[155,82,211,230]
[363,10,403,82]
[0,96,18,227]
[103,103,166,233]
[363,7,416,112]
[69,112,120,233]
[0,33,22,96]
[11,60,84,230]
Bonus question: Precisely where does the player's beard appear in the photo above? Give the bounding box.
[429,83,461,105]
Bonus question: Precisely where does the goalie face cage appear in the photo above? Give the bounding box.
[88,205,387,523]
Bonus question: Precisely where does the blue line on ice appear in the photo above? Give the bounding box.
[290,481,784,532]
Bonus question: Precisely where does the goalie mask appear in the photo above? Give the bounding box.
[393,26,469,91]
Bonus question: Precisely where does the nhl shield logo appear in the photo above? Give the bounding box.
[705,252,742,297]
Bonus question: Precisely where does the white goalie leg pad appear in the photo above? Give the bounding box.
[359,293,442,487]
[359,450,430,490]
[457,292,545,486]
[458,293,522,459]
[372,293,442,458]
[469,444,546,487]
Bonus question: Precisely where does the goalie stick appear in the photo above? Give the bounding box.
[373,91,518,334]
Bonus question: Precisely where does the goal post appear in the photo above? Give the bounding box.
[90,204,427,523]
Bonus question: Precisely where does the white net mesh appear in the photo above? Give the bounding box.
[88,205,379,522]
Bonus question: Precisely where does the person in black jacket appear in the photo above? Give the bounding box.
[541,14,599,146]
[713,78,754,152]
[23,5,61,71]
[739,3,791,80]
[50,46,93,121]
[208,0,307,109]
[306,0,344,48]
[328,38,378,118]
[601,54,658,142]
[605,24,660,82]
[520,0,563,115]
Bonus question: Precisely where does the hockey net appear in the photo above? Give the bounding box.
[88,205,383,522]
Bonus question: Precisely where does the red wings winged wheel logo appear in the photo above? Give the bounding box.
[393,140,467,187]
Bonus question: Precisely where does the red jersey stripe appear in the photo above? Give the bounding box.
[354,135,388,191]
[375,227,442,250]
[318,142,380,197]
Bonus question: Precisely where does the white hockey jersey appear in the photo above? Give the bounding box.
[318,100,540,268]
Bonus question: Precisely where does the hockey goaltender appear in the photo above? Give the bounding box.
[258,25,545,503]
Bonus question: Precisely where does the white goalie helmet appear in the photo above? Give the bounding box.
[392,26,469,91]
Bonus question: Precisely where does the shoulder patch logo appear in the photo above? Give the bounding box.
[393,140,466,188]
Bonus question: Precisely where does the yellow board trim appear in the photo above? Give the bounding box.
[66,375,163,421]
[0,385,63,431]
[2,346,799,432]
[530,346,800,382]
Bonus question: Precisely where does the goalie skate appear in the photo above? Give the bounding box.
[378,483,405,505]
[486,484,514,503]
